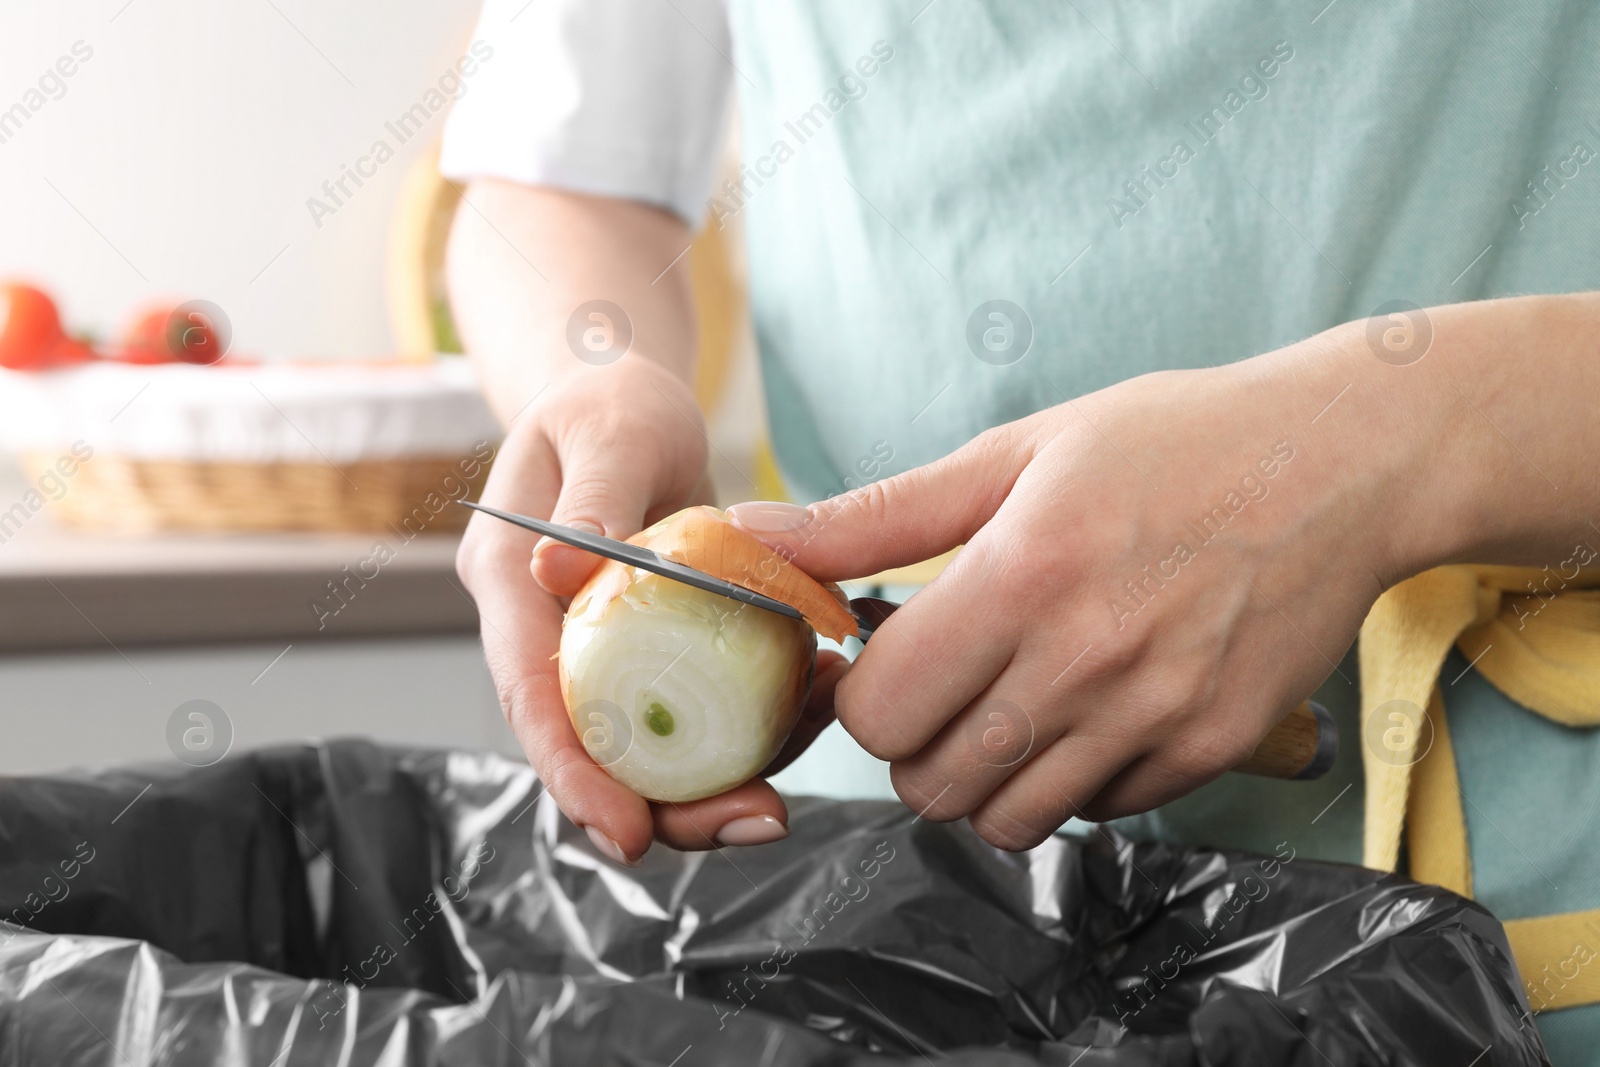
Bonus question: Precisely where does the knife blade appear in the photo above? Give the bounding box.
[460,500,808,622]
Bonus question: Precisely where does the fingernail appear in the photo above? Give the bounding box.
[726,500,812,533]
[585,825,637,866]
[535,519,603,556]
[714,815,789,847]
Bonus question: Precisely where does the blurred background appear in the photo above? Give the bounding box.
[0,0,770,774]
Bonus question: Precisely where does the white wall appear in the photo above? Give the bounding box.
[0,2,791,779]
[0,0,484,355]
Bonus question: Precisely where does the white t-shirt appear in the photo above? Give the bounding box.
[440,0,732,226]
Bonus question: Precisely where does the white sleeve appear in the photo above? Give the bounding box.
[440,0,732,228]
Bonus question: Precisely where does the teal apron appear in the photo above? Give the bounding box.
[733,1,1600,1058]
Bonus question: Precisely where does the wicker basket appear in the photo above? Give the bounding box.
[26,452,489,535]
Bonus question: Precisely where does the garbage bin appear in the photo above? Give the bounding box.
[0,740,1546,1065]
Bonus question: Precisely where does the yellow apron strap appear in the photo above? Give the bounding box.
[1358,566,1482,873]
[1505,910,1600,1013]
[1404,688,1471,898]
[1462,585,1600,726]
[1359,563,1600,1012]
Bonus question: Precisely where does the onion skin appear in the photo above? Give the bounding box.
[641,506,858,642]
[560,506,843,802]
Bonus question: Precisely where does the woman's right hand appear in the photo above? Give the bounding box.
[455,355,840,864]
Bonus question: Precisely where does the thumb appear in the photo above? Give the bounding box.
[727,429,1026,583]
[532,442,661,598]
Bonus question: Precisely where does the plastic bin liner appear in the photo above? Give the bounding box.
[0,740,1545,1065]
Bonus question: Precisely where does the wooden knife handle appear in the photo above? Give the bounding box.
[1233,700,1338,780]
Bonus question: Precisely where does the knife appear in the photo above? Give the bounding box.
[459,500,1336,780]
[462,500,886,639]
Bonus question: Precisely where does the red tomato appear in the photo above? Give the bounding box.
[116,306,176,364]
[52,338,97,364]
[167,304,227,365]
[116,302,229,365]
[0,284,65,370]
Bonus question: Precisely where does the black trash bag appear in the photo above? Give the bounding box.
[0,740,1546,1066]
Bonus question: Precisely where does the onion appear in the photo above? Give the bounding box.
[559,506,856,803]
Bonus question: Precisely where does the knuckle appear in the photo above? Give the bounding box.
[1167,655,1222,713]
[968,805,1055,852]
[485,655,560,732]
[489,669,530,729]
[853,731,918,764]
[454,528,483,589]
[537,742,593,803]
[963,700,1038,768]
[978,537,1039,599]
[1172,729,1258,781]
[891,770,964,823]
[552,410,631,468]
[1064,637,1137,690]
[1079,796,1135,824]
[553,479,631,529]
[1118,662,1218,737]
[1208,733,1262,775]
[963,423,1020,472]
[963,425,1027,502]
[834,675,922,762]
[856,725,921,764]
[967,422,1011,452]
[829,477,895,528]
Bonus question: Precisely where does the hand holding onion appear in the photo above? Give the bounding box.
[560,505,856,803]
[455,361,848,867]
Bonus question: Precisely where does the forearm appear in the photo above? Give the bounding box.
[448,184,745,861]
[1278,291,1600,578]
[445,179,699,425]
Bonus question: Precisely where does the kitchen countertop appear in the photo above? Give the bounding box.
[0,521,479,652]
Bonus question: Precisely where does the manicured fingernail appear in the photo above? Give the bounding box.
[535,519,603,556]
[726,500,812,533]
[585,825,637,866]
[714,815,789,847]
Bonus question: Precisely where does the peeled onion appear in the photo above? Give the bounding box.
[559,506,856,803]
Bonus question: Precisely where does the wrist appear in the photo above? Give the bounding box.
[1289,295,1599,583]
[525,352,701,426]
[1256,316,1466,588]
[467,325,697,428]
